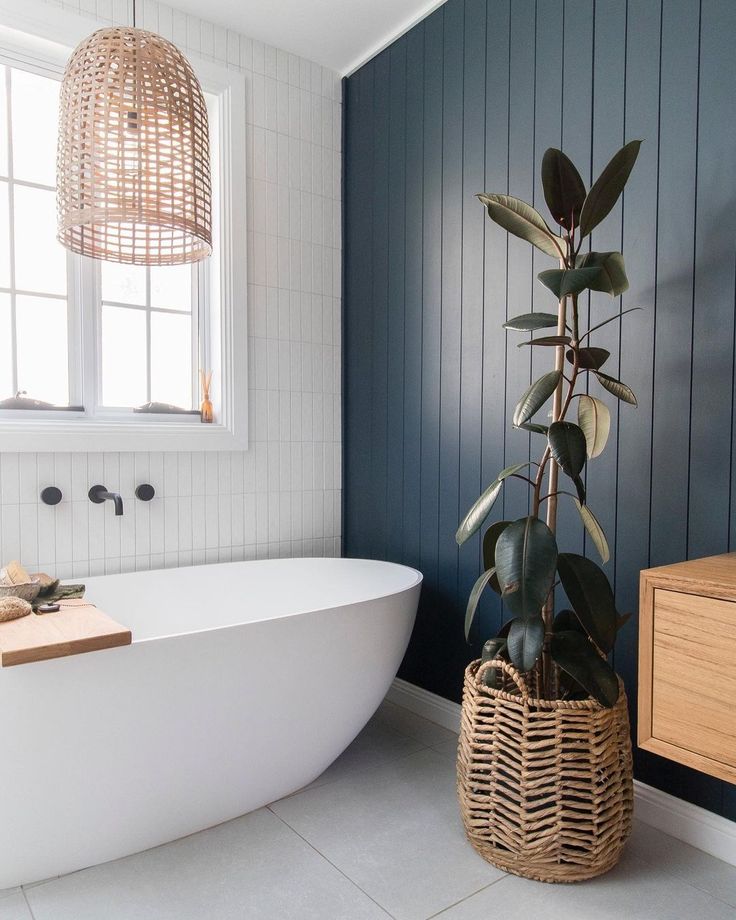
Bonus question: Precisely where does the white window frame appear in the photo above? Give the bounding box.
[0,0,248,451]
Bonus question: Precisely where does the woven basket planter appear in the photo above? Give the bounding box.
[458,658,633,883]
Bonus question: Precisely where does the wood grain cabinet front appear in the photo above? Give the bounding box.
[639,553,736,784]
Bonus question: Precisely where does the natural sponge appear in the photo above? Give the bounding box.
[0,596,32,622]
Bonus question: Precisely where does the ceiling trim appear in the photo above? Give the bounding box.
[342,0,448,77]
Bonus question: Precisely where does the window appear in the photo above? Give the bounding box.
[0,0,247,451]
[0,64,71,407]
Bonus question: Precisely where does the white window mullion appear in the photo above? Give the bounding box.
[192,262,203,410]
[81,256,101,417]
[145,267,152,404]
[5,67,17,396]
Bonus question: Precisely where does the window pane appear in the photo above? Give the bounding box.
[11,68,58,187]
[0,293,12,398]
[15,295,68,404]
[101,305,147,407]
[14,185,66,295]
[150,264,192,311]
[150,311,193,408]
[101,261,146,305]
[0,181,10,288]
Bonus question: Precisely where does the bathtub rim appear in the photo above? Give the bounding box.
[79,557,423,645]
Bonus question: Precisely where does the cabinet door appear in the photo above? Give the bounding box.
[648,588,736,780]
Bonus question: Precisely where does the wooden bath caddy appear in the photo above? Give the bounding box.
[0,598,131,666]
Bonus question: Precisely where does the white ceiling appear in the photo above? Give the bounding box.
[168,0,445,76]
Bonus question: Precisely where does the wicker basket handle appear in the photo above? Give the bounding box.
[476,658,531,700]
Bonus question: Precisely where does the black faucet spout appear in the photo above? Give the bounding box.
[88,485,124,516]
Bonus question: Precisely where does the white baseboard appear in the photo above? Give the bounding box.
[387,677,736,868]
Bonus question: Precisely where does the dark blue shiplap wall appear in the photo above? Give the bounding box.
[343,0,736,820]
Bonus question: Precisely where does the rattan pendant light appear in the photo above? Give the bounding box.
[56,4,212,265]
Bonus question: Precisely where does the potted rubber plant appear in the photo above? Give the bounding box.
[455,142,641,883]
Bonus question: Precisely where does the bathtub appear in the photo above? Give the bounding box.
[0,556,421,888]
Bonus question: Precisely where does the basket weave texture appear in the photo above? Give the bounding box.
[458,658,633,883]
[57,27,211,265]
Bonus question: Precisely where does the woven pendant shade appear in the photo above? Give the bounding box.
[57,27,212,265]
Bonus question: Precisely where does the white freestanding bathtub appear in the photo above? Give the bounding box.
[0,557,421,888]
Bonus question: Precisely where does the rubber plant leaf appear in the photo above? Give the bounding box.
[577,394,611,458]
[503,312,560,332]
[573,499,610,564]
[507,615,545,673]
[455,463,531,545]
[465,567,497,641]
[550,630,620,707]
[518,335,572,348]
[579,140,642,238]
[513,370,562,428]
[567,347,610,370]
[538,266,602,299]
[547,421,587,479]
[477,193,564,260]
[482,520,511,593]
[573,474,586,505]
[541,147,586,231]
[553,608,586,635]
[556,553,618,653]
[595,371,638,406]
[518,422,549,435]
[576,251,629,297]
[495,516,558,619]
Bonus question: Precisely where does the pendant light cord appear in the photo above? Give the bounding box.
[132,0,136,28]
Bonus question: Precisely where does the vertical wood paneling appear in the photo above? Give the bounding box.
[344,66,374,558]
[386,43,407,562]
[402,27,425,571]
[419,12,444,592]
[649,0,700,569]
[344,0,736,820]
[436,1,465,687]
[587,0,626,584]
[558,0,594,555]
[457,0,487,650]
[369,53,390,560]
[503,0,536,528]
[479,0,511,641]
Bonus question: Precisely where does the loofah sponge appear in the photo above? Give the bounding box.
[0,596,32,622]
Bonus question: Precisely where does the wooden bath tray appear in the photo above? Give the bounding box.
[0,599,131,666]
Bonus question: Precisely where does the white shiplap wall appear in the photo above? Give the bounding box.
[0,0,342,577]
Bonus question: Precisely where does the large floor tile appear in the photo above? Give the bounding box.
[300,707,426,792]
[432,837,735,920]
[24,808,391,920]
[271,748,503,920]
[374,700,458,747]
[627,819,736,907]
[0,892,32,920]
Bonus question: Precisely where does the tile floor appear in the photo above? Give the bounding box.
[4,699,736,920]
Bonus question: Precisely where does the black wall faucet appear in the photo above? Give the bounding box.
[88,485,124,516]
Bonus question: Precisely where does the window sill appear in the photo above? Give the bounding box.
[0,415,248,452]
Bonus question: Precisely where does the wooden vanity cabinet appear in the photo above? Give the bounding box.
[638,553,736,784]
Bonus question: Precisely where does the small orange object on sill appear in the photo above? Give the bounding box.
[200,370,213,423]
